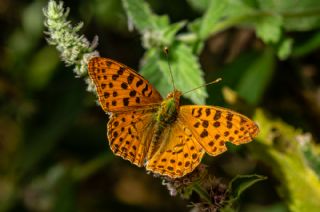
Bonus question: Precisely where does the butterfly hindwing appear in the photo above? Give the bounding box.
[179,105,259,156]
[88,57,163,112]
[108,109,158,167]
[146,119,205,178]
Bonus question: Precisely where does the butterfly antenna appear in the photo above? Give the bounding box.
[164,47,176,91]
[182,78,222,95]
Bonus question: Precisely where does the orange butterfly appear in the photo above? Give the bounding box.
[88,57,259,178]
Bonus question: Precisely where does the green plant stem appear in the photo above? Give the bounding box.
[282,8,320,17]
[192,182,212,203]
[72,154,113,182]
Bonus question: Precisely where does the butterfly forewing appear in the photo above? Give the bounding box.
[179,106,259,156]
[88,57,163,112]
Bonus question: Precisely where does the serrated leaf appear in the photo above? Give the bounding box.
[255,15,283,43]
[236,48,275,105]
[122,0,158,32]
[153,15,170,29]
[277,38,293,60]
[188,18,201,34]
[122,0,182,49]
[185,18,204,54]
[161,43,207,104]
[198,0,227,39]
[228,174,267,203]
[187,0,255,51]
[162,21,186,46]
[139,48,172,97]
[140,44,207,104]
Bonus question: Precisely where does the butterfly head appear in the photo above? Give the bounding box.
[166,90,182,112]
[166,90,182,102]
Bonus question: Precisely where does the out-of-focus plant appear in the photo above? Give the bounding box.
[40,0,320,211]
[252,110,320,211]
[43,0,99,76]
[1,0,319,211]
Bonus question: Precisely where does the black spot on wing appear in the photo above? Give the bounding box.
[142,84,149,96]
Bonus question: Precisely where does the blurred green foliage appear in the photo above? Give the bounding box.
[1,0,320,211]
[252,110,320,211]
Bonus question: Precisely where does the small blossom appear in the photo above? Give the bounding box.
[296,133,312,148]
[158,164,228,211]
[43,0,99,77]
[160,164,208,198]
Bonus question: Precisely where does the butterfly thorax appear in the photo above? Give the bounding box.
[156,90,181,125]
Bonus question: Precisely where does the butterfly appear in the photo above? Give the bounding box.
[88,57,259,178]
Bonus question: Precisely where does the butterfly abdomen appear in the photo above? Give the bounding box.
[146,95,180,160]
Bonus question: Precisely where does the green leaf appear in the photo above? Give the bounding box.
[254,15,283,43]
[188,18,201,34]
[121,0,158,32]
[257,0,320,31]
[228,174,267,203]
[27,46,59,90]
[162,43,207,104]
[224,0,256,17]
[122,0,183,49]
[161,21,186,46]
[140,48,172,95]
[142,20,186,49]
[153,15,170,29]
[277,38,293,60]
[22,1,45,38]
[186,0,210,12]
[253,110,320,211]
[292,31,320,57]
[140,43,207,104]
[89,0,126,31]
[185,18,203,54]
[236,48,275,105]
[198,0,227,39]
[187,0,254,51]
